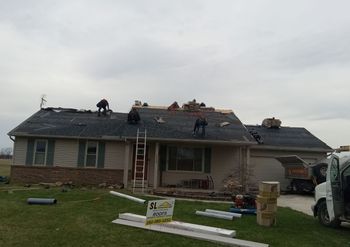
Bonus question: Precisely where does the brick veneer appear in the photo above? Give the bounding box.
[10,165,130,185]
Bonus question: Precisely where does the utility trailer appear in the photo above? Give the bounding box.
[275,156,328,193]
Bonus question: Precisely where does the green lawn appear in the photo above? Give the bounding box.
[0,188,349,247]
[0,159,11,176]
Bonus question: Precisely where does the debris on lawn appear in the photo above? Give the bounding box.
[205,209,242,218]
[55,181,63,187]
[0,186,41,193]
[66,197,101,204]
[109,191,146,204]
[195,210,234,220]
[0,176,9,183]
[229,207,257,215]
[27,198,57,205]
[99,182,107,188]
[230,194,257,215]
[112,213,269,247]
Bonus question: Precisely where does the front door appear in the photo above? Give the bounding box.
[326,155,343,221]
[132,144,149,180]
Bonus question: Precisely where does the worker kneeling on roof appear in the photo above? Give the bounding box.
[97,99,109,116]
[193,116,208,137]
[128,108,140,124]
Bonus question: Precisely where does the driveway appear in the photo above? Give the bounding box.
[278,194,314,216]
[278,194,350,228]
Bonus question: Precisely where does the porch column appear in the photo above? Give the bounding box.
[239,146,249,193]
[123,142,131,187]
[153,142,159,189]
[245,147,250,193]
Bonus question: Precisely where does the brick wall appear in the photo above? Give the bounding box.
[11,165,130,185]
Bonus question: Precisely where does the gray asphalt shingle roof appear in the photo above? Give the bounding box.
[245,125,332,150]
[8,107,255,144]
[8,107,332,150]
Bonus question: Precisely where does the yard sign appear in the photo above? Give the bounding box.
[145,198,175,225]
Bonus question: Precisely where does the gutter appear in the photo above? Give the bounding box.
[250,144,333,153]
[10,133,124,142]
[10,133,256,146]
[121,136,257,146]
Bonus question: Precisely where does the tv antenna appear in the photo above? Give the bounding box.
[40,94,47,109]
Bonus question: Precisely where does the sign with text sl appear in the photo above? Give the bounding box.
[145,198,175,225]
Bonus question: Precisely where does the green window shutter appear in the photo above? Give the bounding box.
[77,140,86,167]
[159,145,167,172]
[25,138,35,166]
[97,141,105,169]
[46,139,55,166]
[204,148,211,173]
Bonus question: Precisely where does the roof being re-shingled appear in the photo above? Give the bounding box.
[8,107,256,144]
[8,107,333,150]
[245,125,332,151]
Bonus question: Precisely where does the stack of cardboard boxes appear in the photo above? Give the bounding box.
[256,181,280,226]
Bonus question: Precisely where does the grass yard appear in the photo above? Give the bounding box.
[0,159,11,176]
[0,188,349,247]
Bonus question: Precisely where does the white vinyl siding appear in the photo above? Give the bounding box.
[104,142,125,169]
[54,140,78,167]
[13,138,27,165]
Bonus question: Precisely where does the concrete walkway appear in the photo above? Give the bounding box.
[278,194,314,216]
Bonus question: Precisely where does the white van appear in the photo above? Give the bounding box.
[312,155,350,227]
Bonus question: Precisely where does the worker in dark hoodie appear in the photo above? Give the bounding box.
[96,99,109,116]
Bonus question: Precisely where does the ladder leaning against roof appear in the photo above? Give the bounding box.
[133,128,147,194]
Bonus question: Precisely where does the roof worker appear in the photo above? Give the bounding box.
[193,116,208,137]
[96,99,109,116]
[127,108,141,124]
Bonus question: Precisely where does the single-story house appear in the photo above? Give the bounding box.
[8,101,332,191]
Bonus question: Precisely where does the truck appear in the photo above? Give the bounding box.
[275,156,329,193]
[312,155,350,227]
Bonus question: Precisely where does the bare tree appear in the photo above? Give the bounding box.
[0,147,13,159]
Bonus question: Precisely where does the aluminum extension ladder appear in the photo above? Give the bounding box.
[132,129,147,194]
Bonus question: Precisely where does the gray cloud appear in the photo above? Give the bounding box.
[1,0,350,148]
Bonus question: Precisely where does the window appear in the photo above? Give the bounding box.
[167,147,204,172]
[85,141,98,167]
[34,140,48,165]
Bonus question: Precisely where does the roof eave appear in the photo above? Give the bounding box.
[10,133,257,146]
[10,133,124,141]
[250,144,333,153]
[123,136,257,146]
[7,109,42,137]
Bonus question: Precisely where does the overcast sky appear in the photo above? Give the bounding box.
[0,0,350,152]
